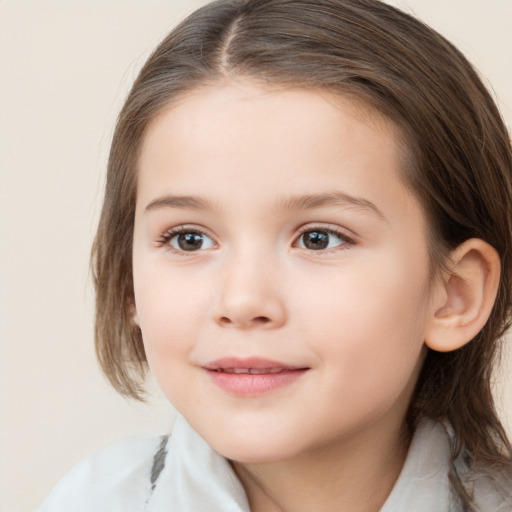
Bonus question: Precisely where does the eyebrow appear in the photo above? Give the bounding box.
[144,191,387,222]
[279,192,387,222]
[145,195,214,212]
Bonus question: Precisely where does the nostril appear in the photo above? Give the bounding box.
[217,315,271,327]
[253,316,271,324]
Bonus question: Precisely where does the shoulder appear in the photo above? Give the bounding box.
[38,433,170,512]
[444,423,512,512]
[473,469,512,512]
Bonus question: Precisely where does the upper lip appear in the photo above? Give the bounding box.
[203,357,306,372]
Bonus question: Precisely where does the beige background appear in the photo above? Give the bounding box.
[1,1,511,511]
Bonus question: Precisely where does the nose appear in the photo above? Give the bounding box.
[213,252,287,330]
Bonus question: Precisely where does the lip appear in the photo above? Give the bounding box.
[204,357,304,371]
[202,357,309,396]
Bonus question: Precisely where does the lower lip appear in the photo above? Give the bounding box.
[205,369,308,396]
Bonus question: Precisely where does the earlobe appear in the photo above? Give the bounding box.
[424,238,500,353]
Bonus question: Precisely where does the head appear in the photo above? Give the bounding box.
[92,0,512,499]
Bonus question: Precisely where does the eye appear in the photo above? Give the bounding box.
[166,230,215,252]
[295,228,348,251]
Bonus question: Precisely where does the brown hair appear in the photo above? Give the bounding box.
[92,0,512,508]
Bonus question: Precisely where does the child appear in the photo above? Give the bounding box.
[40,0,512,511]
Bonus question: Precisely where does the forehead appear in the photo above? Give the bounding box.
[136,81,417,221]
[141,81,403,157]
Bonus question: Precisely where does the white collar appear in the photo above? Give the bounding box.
[145,414,251,511]
[381,419,451,511]
[146,415,452,512]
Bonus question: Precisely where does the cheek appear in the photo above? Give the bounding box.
[133,267,209,373]
[136,287,206,409]
[292,251,430,385]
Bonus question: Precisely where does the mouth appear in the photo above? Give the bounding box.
[202,357,309,396]
[211,367,287,374]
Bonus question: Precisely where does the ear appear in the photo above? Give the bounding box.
[128,298,140,328]
[424,238,500,352]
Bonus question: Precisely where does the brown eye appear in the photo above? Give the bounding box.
[297,229,345,250]
[169,232,214,251]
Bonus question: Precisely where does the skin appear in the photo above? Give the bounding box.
[132,81,448,512]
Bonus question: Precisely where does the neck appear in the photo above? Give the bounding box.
[231,417,410,512]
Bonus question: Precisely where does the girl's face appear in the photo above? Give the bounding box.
[133,82,436,463]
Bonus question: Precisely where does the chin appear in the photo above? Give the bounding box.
[218,441,296,465]
[204,424,303,464]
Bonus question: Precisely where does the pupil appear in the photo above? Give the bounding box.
[178,232,203,251]
[304,231,329,250]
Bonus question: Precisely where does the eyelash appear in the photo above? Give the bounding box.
[158,225,216,253]
[157,224,355,254]
[295,225,355,252]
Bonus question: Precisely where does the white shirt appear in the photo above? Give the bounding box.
[38,415,511,512]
